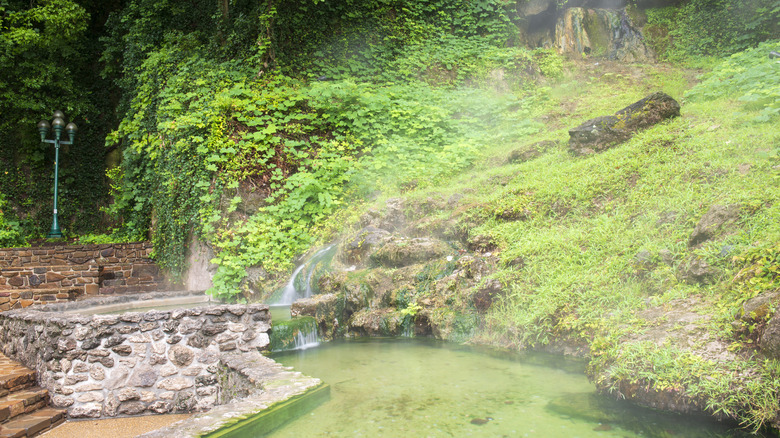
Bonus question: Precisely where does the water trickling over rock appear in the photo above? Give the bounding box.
[275,245,337,305]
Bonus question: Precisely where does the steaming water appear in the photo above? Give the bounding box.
[278,263,308,305]
[265,338,753,438]
[275,245,336,305]
[269,305,293,322]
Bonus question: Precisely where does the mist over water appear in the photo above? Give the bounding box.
[266,339,753,438]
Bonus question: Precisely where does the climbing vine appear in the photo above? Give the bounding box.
[100,0,547,298]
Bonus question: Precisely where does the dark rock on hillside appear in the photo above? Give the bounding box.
[676,257,717,284]
[568,91,680,155]
[340,226,391,266]
[472,279,504,312]
[507,140,557,163]
[740,291,780,322]
[759,297,780,359]
[734,291,780,346]
[688,204,741,247]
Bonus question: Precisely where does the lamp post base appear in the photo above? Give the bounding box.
[46,230,63,239]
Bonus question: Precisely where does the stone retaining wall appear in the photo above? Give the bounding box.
[0,242,154,268]
[0,242,168,311]
[0,292,271,419]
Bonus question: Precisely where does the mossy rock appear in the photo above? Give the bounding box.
[270,317,318,352]
[370,236,451,268]
[568,91,680,155]
[290,293,347,340]
[349,308,402,336]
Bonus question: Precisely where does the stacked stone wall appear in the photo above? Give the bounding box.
[0,242,168,311]
[0,242,154,267]
[0,296,271,418]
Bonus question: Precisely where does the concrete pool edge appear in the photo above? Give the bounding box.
[138,351,326,438]
[202,383,330,438]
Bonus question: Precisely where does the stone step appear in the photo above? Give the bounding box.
[0,355,36,398]
[0,371,35,397]
[0,407,66,438]
[0,388,49,424]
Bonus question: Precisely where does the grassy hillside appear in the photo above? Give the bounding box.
[329,43,780,430]
[23,0,775,430]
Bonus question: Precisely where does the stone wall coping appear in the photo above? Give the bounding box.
[138,352,324,438]
[2,296,269,327]
[18,290,209,314]
[0,291,273,419]
[0,242,152,252]
[2,265,100,272]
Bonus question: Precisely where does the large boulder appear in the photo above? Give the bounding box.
[568,91,680,155]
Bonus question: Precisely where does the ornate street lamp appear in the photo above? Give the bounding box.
[37,110,77,239]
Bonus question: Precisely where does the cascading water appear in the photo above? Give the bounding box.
[274,244,336,305]
[293,322,319,350]
[269,316,321,352]
[268,244,337,352]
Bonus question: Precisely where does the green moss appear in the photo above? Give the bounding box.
[203,383,330,438]
[269,317,318,352]
[583,11,611,57]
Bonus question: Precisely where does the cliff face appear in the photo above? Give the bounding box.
[511,0,678,61]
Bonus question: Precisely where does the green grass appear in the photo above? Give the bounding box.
[328,56,780,430]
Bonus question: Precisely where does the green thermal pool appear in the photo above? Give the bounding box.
[257,338,751,437]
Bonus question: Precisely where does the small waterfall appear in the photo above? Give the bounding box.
[278,264,308,305]
[274,244,336,305]
[269,316,321,352]
[401,323,413,338]
[293,323,320,350]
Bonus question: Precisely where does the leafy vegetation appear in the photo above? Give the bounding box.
[98,0,548,295]
[686,40,780,122]
[2,0,780,432]
[0,194,24,248]
[0,0,120,240]
[645,0,779,61]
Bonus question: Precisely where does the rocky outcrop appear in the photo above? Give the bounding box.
[507,140,557,163]
[555,8,653,62]
[350,308,402,336]
[688,204,741,247]
[359,198,406,231]
[339,226,391,266]
[291,293,344,340]
[370,236,451,268]
[568,91,680,155]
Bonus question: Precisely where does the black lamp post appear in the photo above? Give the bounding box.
[37,110,77,239]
